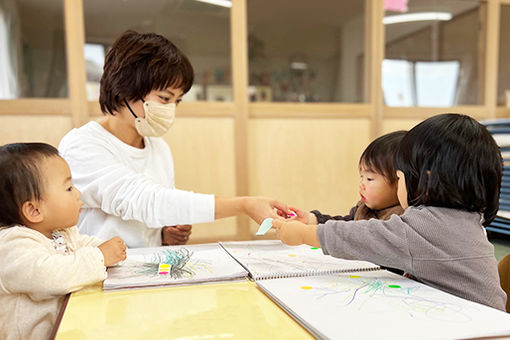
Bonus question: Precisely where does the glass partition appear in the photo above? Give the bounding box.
[84,0,231,102]
[383,0,485,107]
[498,5,510,107]
[0,0,67,99]
[247,1,366,103]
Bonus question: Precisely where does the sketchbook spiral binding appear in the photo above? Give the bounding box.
[252,266,381,281]
[219,240,381,281]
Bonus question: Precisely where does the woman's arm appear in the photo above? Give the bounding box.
[215,196,290,224]
[61,139,215,228]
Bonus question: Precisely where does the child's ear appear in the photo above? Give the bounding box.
[21,201,44,224]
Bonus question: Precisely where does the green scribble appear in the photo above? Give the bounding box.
[138,248,195,278]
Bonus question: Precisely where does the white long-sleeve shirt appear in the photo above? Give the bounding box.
[59,121,215,247]
[0,226,106,340]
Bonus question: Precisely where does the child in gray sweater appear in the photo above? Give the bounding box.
[274,114,507,311]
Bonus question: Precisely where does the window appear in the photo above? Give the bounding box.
[384,0,484,106]
[382,59,413,106]
[84,43,105,101]
[247,1,366,103]
[498,6,510,107]
[83,0,231,102]
[383,59,459,107]
[0,0,67,99]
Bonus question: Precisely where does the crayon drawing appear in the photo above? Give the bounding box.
[221,240,378,279]
[103,244,248,290]
[256,271,510,340]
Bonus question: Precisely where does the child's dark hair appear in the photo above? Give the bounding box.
[360,130,407,183]
[0,143,60,226]
[395,113,502,225]
[99,30,194,115]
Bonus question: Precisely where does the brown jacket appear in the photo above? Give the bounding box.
[311,200,404,224]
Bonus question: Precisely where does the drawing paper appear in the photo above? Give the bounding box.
[104,243,248,290]
[220,240,380,280]
[257,270,510,340]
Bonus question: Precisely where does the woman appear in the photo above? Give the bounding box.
[59,30,288,248]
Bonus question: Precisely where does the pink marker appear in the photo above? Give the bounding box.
[287,211,297,218]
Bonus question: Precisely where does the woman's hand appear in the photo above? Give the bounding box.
[162,225,192,245]
[243,197,290,224]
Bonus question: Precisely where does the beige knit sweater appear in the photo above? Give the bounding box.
[0,226,107,340]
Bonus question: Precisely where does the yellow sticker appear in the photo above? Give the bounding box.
[300,286,313,290]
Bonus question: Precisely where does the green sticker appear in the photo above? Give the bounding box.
[310,247,319,250]
[388,285,401,288]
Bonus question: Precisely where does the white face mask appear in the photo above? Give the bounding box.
[125,99,176,137]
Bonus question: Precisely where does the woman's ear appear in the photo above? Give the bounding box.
[21,201,44,224]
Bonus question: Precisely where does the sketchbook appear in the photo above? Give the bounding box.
[219,240,380,280]
[256,270,510,340]
[103,243,248,290]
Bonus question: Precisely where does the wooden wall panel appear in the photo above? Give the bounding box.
[0,115,73,147]
[162,117,238,242]
[248,118,371,236]
[382,119,422,134]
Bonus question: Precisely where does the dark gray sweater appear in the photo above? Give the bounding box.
[317,205,507,311]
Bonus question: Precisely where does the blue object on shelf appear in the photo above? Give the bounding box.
[482,119,510,235]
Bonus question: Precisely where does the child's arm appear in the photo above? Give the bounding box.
[272,219,320,247]
[317,216,412,271]
[69,226,104,248]
[68,227,127,264]
[274,216,413,273]
[71,229,128,267]
[310,204,358,224]
[98,236,127,266]
[0,235,107,300]
[289,204,358,225]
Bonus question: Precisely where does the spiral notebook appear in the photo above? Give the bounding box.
[256,270,510,340]
[103,243,248,290]
[219,240,380,280]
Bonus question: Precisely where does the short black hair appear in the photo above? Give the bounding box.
[360,130,407,183]
[99,30,194,115]
[395,113,502,225]
[0,143,60,226]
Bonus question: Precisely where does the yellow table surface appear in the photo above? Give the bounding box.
[55,280,313,339]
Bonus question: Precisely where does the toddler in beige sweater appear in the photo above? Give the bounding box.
[0,143,127,340]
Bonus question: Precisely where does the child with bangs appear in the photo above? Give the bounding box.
[290,130,406,225]
[0,143,127,339]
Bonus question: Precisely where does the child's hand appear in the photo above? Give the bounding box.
[243,197,290,224]
[162,225,192,245]
[287,206,314,224]
[272,219,319,247]
[98,236,127,267]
